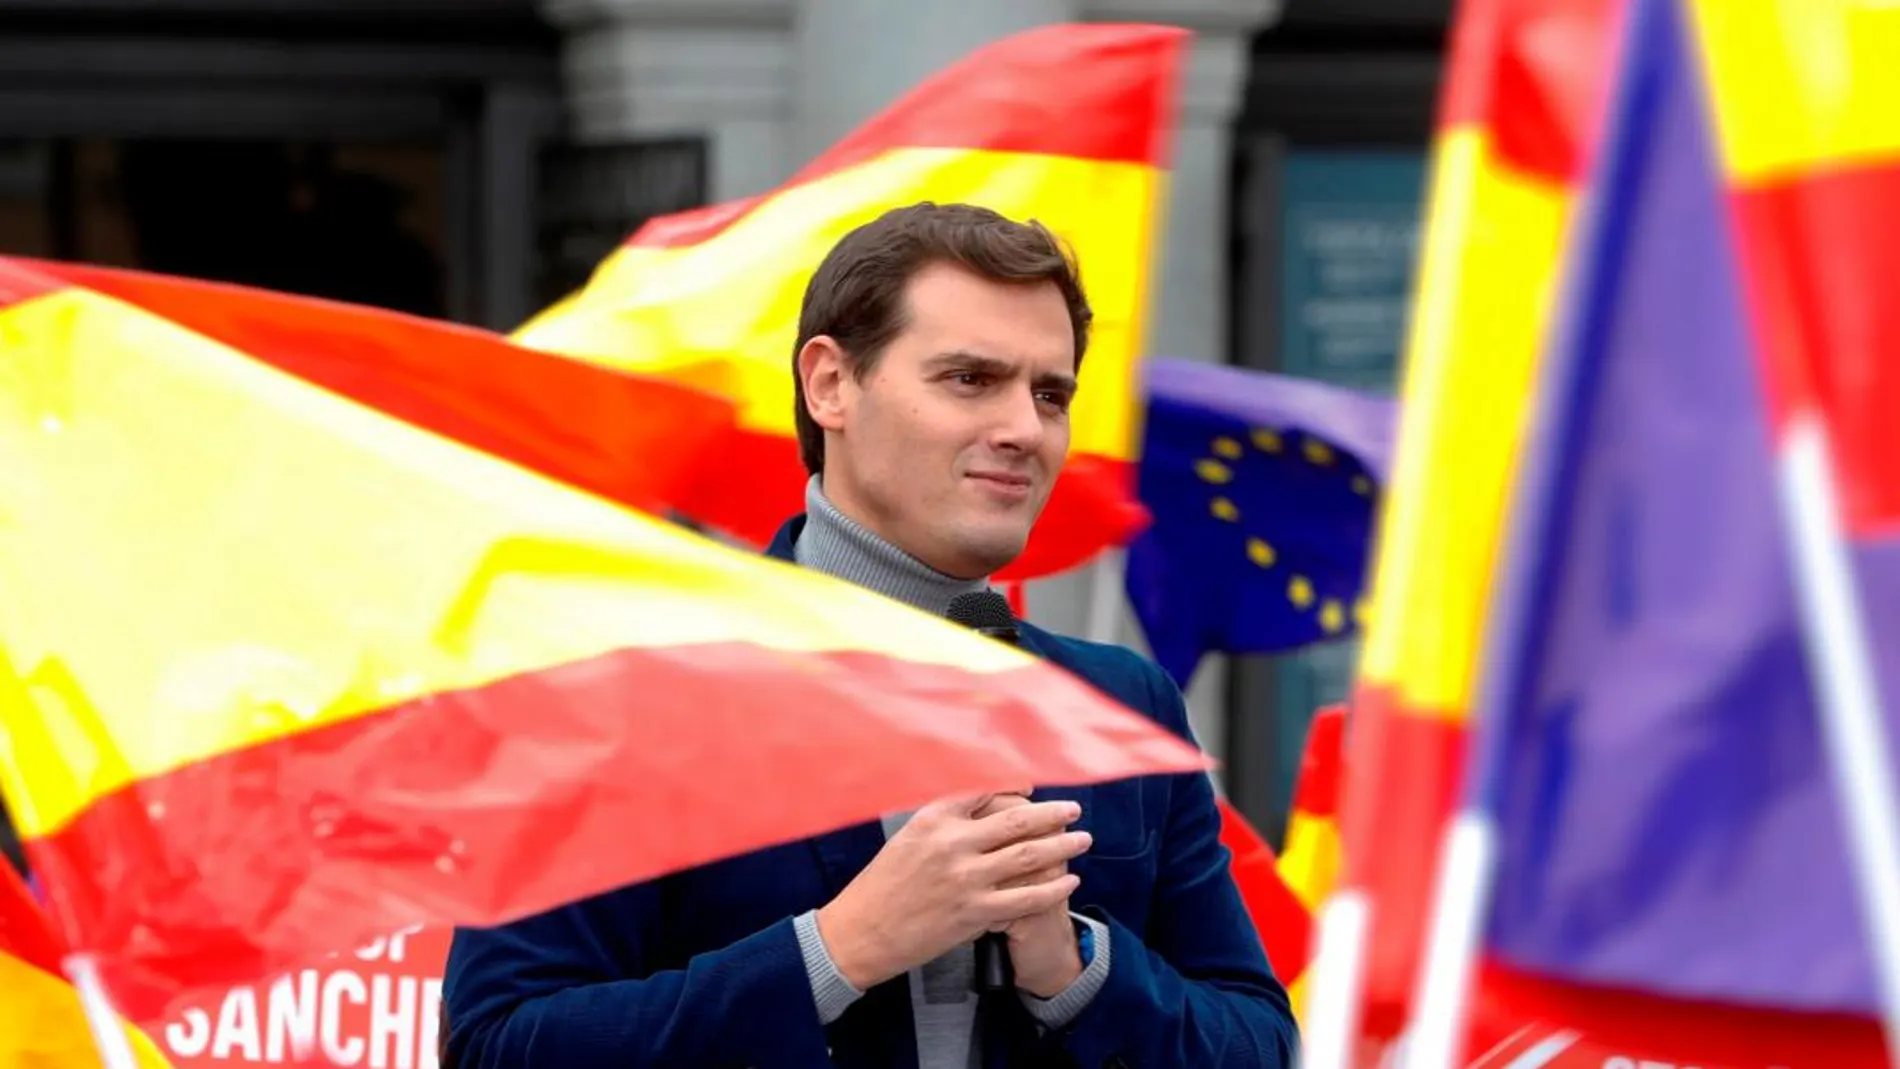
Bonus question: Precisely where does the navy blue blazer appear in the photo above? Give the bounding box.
[442,516,1298,1068]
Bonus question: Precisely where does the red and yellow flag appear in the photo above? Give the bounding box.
[1213,704,1345,1027]
[7,257,738,517]
[1216,799,1311,1002]
[1,863,174,1068]
[1275,703,1345,1021]
[514,23,1184,579]
[1688,0,1900,535]
[1330,0,1620,1039]
[0,259,1209,1021]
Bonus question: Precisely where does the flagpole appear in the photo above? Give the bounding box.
[1299,890,1375,1069]
[64,953,142,1069]
[1083,547,1125,646]
[1776,415,1900,1068]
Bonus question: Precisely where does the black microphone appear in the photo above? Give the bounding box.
[945,590,1025,996]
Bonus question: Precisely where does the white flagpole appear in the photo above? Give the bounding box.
[1083,547,1125,646]
[65,953,142,1069]
[1776,414,1900,1068]
[1300,890,1375,1069]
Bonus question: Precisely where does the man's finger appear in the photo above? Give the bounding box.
[936,787,1036,818]
[968,800,1081,851]
[984,873,1081,925]
[972,790,1036,820]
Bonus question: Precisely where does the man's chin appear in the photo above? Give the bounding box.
[950,530,1031,578]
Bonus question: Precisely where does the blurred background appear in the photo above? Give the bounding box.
[0,0,1449,867]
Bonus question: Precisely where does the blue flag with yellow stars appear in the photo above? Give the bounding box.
[1126,360,1397,688]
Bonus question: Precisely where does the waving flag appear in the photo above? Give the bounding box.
[514,23,1182,580]
[1340,0,1900,1066]
[1125,362,1395,689]
[1217,703,1348,1029]
[1,862,174,1068]
[13,258,737,517]
[1217,799,1314,1011]
[0,259,1209,1023]
[1302,0,1623,1054]
[1275,703,1345,1022]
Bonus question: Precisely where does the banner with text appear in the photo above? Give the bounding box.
[149,926,450,1069]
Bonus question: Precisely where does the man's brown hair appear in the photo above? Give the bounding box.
[791,201,1093,475]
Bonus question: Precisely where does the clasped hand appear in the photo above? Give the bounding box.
[816,791,1090,997]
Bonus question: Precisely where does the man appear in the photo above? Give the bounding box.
[443,203,1298,1068]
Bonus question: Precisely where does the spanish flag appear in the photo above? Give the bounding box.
[0,863,173,1068]
[1316,0,1620,1043]
[1274,703,1345,1023]
[14,257,738,518]
[514,23,1183,580]
[1689,0,1900,538]
[1212,705,1345,1028]
[0,259,1209,1021]
[1215,800,1313,1015]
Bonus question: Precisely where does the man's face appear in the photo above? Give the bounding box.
[801,261,1077,579]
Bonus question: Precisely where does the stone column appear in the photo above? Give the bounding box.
[539,0,797,202]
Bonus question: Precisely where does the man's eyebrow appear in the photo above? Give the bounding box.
[1034,370,1079,394]
[923,351,1077,393]
[922,350,1011,374]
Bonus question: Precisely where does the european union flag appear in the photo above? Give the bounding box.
[1125,359,1396,689]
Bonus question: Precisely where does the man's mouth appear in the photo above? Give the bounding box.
[967,471,1034,498]
[967,471,1032,488]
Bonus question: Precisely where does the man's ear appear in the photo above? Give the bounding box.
[798,335,851,432]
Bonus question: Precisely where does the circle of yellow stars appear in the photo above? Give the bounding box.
[1197,427,1375,637]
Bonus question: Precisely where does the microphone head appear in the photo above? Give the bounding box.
[946,590,1016,632]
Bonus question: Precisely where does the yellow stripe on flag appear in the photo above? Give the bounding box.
[1356,127,1573,716]
[1685,0,1900,183]
[515,147,1160,462]
[1277,811,1343,914]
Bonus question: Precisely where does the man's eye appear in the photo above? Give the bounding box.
[951,373,989,387]
[1037,391,1073,411]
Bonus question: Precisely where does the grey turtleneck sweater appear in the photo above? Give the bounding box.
[787,477,1111,1069]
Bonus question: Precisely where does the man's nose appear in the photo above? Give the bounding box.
[988,387,1046,452]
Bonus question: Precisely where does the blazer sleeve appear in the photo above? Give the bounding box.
[441,880,832,1068]
[1055,660,1301,1069]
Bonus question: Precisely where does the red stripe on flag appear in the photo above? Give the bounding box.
[0,863,64,977]
[1731,159,1900,537]
[1291,703,1346,818]
[1439,0,1621,184]
[1472,958,1886,1068]
[0,257,66,310]
[1338,685,1470,1039]
[25,642,1205,1022]
[16,258,736,515]
[624,24,1186,250]
[677,425,1147,579]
